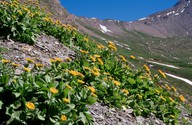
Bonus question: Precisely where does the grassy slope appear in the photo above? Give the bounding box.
[77,20,192,102]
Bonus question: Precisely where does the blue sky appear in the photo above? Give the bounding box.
[61,0,178,22]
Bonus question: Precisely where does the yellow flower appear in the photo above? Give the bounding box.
[90,55,96,62]
[155,89,160,94]
[154,74,159,79]
[55,57,63,62]
[83,66,91,71]
[29,13,34,17]
[12,15,17,19]
[91,70,100,76]
[55,20,61,25]
[50,87,58,94]
[108,44,117,51]
[11,62,20,67]
[66,84,72,89]
[50,58,56,63]
[103,77,108,81]
[66,57,72,62]
[61,115,67,121]
[171,86,177,92]
[63,98,70,103]
[108,76,113,80]
[93,67,100,72]
[108,41,117,51]
[26,102,35,110]
[68,70,85,78]
[35,63,44,68]
[179,95,186,102]
[25,58,35,63]
[158,70,166,78]
[104,72,110,75]
[119,55,126,62]
[170,115,175,118]
[137,94,142,99]
[160,96,166,101]
[169,97,174,102]
[23,7,30,13]
[91,93,97,97]
[97,44,105,49]
[97,58,104,65]
[47,12,53,16]
[143,64,150,73]
[122,89,129,95]
[94,54,101,58]
[17,10,22,15]
[80,50,89,54]
[165,84,171,90]
[83,37,89,42]
[113,80,121,86]
[23,67,31,72]
[130,55,136,59]
[88,86,96,93]
[123,65,130,69]
[1,59,11,63]
[44,17,50,22]
[78,79,85,84]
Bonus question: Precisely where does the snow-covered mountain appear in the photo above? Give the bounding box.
[74,0,192,38]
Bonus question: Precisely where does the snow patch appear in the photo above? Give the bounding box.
[116,43,123,48]
[126,47,131,50]
[101,38,106,41]
[165,73,192,86]
[167,12,172,15]
[138,17,147,21]
[175,13,179,16]
[181,8,185,13]
[107,20,113,22]
[147,61,179,69]
[100,24,113,33]
[138,56,144,60]
[91,17,97,20]
[113,40,118,43]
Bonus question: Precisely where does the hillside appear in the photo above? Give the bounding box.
[0,0,192,125]
[74,0,192,38]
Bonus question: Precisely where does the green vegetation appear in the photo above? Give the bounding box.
[77,20,192,103]
[0,0,190,124]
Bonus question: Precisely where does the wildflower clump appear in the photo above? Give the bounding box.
[108,41,117,51]
[0,0,187,124]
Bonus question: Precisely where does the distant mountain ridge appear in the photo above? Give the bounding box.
[74,0,192,38]
[14,0,192,38]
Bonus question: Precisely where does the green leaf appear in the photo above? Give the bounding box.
[61,108,71,114]
[79,112,87,124]
[67,104,75,109]
[87,96,97,105]
[128,77,136,84]
[37,113,45,121]
[0,101,3,109]
[136,78,143,84]
[0,87,4,92]
[49,117,56,123]
[1,75,9,84]
[45,75,51,83]
[13,92,21,98]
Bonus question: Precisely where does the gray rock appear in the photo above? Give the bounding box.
[0,34,75,66]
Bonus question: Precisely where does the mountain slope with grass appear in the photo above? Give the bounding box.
[0,0,192,125]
